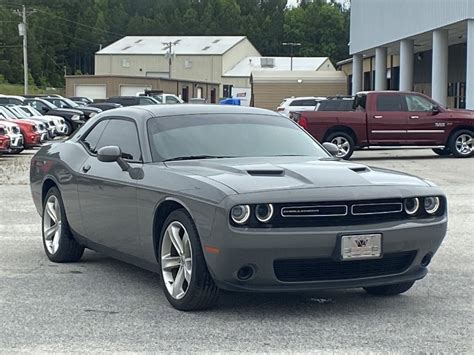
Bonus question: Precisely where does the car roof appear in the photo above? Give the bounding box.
[100,104,279,120]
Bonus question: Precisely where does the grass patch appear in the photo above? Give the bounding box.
[0,83,63,96]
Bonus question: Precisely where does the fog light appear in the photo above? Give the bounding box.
[255,203,274,223]
[424,197,440,215]
[231,205,250,225]
[404,197,420,215]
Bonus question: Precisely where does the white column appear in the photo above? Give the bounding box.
[352,54,363,94]
[375,47,387,90]
[399,39,414,91]
[466,20,474,109]
[432,29,448,106]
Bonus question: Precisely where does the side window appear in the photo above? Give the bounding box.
[139,97,154,105]
[166,96,179,104]
[290,99,316,107]
[375,94,404,112]
[0,98,8,105]
[95,119,142,161]
[81,120,109,153]
[405,95,433,112]
[122,98,135,106]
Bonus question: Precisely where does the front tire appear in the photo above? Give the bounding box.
[364,281,415,296]
[158,209,219,311]
[65,121,73,136]
[449,130,473,158]
[326,132,355,159]
[42,187,84,262]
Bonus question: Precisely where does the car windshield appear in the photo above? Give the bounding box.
[0,107,16,119]
[147,113,329,162]
[62,97,79,107]
[21,106,41,116]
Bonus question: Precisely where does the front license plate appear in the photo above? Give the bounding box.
[341,233,382,260]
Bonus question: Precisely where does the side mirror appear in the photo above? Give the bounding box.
[322,142,339,157]
[432,105,440,115]
[97,145,121,162]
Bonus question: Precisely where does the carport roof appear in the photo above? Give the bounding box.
[96,36,247,55]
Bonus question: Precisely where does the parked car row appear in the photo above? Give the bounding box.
[283,91,473,159]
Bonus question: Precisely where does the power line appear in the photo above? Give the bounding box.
[33,25,103,46]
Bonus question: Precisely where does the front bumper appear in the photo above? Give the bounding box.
[57,124,68,135]
[204,217,447,292]
[7,134,23,150]
[0,137,10,152]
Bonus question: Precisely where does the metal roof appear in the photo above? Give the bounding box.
[224,56,332,77]
[96,36,248,55]
[251,70,347,83]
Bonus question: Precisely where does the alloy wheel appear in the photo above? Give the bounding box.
[455,133,473,155]
[331,136,350,158]
[161,221,193,300]
[43,195,62,254]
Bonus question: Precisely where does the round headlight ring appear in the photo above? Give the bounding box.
[255,203,274,223]
[404,197,420,216]
[424,197,440,215]
[231,205,251,225]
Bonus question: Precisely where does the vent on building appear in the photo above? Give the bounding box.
[202,46,211,51]
[122,45,132,51]
[135,39,143,44]
[260,58,275,68]
[213,39,221,43]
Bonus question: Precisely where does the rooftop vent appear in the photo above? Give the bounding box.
[260,57,275,68]
[202,46,211,51]
[213,39,221,43]
[122,45,132,51]
[135,39,143,44]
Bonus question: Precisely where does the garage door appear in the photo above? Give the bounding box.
[120,85,152,96]
[75,85,106,100]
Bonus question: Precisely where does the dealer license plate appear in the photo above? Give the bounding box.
[341,233,382,260]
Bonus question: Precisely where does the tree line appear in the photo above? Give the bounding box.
[0,0,349,88]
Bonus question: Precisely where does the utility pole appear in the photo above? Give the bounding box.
[282,42,302,71]
[15,5,35,95]
[163,41,178,79]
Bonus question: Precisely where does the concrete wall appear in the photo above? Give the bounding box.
[350,0,474,54]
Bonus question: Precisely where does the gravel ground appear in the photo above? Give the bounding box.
[0,148,472,353]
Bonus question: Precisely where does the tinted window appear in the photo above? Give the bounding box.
[375,94,404,111]
[95,119,142,161]
[82,120,109,153]
[28,100,48,111]
[405,95,433,112]
[318,100,354,112]
[147,114,329,162]
[139,97,155,105]
[0,98,8,105]
[290,99,316,106]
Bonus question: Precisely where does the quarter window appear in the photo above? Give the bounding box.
[375,94,404,112]
[95,119,142,161]
[405,95,433,112]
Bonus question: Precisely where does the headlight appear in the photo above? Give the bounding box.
[89,112,96,118]
[424,197,440,214]
[255,203,274,223]
[31,125,37,132]
[230,205,251,225]
[404,197,420,215]
[71,115,80,121]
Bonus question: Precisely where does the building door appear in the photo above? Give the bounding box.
[181,86,189,102]
[210,89,216,104]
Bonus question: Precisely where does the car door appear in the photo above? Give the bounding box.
[366,93,409,145]
[76,117,143,257]
[403,94,445,145]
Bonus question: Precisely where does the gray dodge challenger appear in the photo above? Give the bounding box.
[30,105,447,311]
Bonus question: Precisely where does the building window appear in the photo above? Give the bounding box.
[184,60,192,69]
[121,58,130,68]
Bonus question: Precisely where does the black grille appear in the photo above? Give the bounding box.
[273,251,417,282]
[12,127,20,134]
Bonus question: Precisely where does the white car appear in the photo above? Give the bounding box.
[152,94,184,104]
[18,105,68,136]
[0,119,23,153]
[276,96,326,117]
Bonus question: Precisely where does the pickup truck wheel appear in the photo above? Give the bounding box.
[449,130,473,158]
[364,281,415,296]
[42,187,84,262]
[432,148,451,156]
[326,132,354,159]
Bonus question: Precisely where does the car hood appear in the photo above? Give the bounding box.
[445,108,474,119]
[164,157,430,194]
[50,108,83,116]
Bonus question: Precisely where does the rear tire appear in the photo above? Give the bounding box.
[326,132,355,159]
[448,129,473,158]
[158,209,219,311]
[432,148,451,156]
[42,187,84,262]
[364,281,415,296]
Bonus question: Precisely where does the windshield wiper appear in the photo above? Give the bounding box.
[163,155,237,162]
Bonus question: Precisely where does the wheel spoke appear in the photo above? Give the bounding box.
[44,224,58,241]
[184,259,192,283]
[161,254,181,271]
[52,233,60,252]
[169,225,184,255]
[46,201,57,222]
[172,266,185,298]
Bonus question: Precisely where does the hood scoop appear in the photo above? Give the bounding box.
[246,169,285,176]
[350,166,370,173]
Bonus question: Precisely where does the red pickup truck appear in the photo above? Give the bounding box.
[293,91,473,159]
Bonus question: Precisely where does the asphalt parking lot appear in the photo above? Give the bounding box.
[0,149,472,353]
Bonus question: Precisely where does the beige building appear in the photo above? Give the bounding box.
[94,36,260,98]
[251,71,347,110]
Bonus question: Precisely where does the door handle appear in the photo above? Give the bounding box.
[373,115,383,119]
[82,164,91,173]
[409,115,419,119]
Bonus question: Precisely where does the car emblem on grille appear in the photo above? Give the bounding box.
[355,239,369,247]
